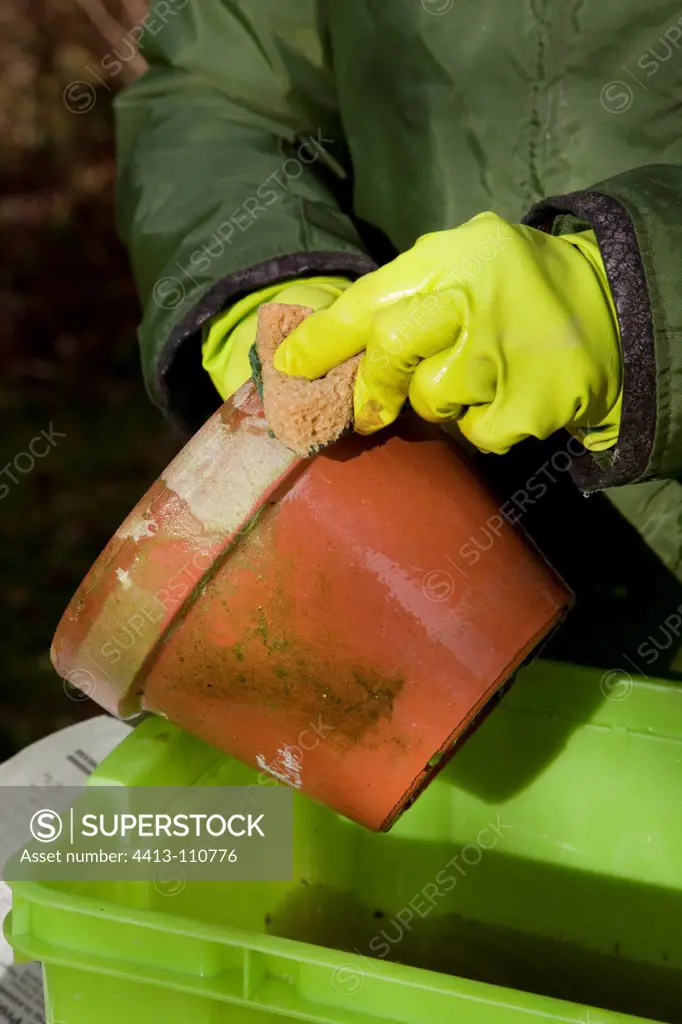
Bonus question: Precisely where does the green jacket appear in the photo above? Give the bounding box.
[115,0,682,506]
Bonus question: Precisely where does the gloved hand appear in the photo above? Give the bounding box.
[273,213,622,454]
[202,276,351,400]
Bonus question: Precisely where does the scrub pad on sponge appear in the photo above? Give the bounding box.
[249,303,360,458]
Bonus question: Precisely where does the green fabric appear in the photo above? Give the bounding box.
[606,480,682,586]
[114,0,370,409]
[115,1,682,575]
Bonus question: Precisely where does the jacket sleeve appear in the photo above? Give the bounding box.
[114,0,376,434]
[524,164,682,493]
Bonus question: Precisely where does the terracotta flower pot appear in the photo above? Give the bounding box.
[52,381,572,831]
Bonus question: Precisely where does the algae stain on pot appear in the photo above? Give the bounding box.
[181,614,406,746]
[255,609,288,653]
[248,610,406,741]
[153,480,407,746]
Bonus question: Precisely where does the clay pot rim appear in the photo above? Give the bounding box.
[50,382,307,718]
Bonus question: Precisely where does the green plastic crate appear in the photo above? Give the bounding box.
[5,660,682,1024]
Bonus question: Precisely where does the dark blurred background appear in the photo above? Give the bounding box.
[0,0,179,758]
[3,0,682,764]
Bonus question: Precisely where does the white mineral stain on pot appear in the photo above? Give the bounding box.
[256,745,303,788]
[242,415,269,431]
[163,416,295,536]
[231,385,252,410]
[115,568,132,589]
[117,516,158,542]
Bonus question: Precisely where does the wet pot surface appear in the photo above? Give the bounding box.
[51,382,572,829]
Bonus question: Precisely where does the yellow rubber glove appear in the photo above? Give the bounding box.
[273,213,622,454]
[201,277,352,400]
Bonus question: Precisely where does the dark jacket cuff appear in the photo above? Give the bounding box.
[157,250,378,437]
[524,192,655,493]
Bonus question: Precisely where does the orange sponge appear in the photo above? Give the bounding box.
[253,303,360,457]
